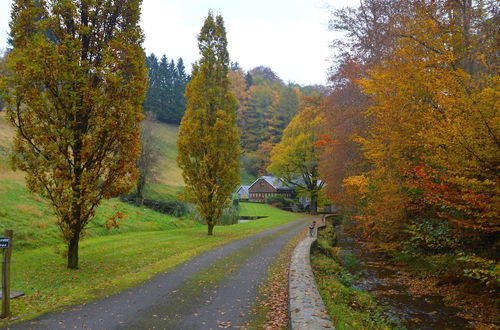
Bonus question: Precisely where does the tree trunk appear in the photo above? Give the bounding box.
[67,231,80,269]
[136,174,145,205]
[207,222,214,236]
[310,192,318,215]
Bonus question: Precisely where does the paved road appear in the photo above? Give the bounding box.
[11,217,312,330]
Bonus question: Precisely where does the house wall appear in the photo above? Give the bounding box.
[248,179,293,203]
[249,179,277,203]
[237,189,248,199]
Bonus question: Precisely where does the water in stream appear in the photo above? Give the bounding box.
[337,227,472,329]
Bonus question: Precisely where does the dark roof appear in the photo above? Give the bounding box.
[249,176,292,190]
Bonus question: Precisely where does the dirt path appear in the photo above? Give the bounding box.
[11,217,312,330]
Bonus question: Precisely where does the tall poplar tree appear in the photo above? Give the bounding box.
[1,0,147,269]
[177,11,240,235]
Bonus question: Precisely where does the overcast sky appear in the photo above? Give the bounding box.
[0,0,353,86]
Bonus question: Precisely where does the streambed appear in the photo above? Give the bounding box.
[337,228,471,329]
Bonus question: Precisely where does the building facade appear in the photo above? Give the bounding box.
[248,176,293,203]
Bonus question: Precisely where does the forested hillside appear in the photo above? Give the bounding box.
[139,52,325,179]
[229,65,326,176]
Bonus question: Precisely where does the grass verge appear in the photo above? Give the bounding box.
[1,204,304,326]
[311,251,398,330]
[311,222,400,330]
[0,177,198,251]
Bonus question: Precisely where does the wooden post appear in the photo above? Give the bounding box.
[1,229,12,319]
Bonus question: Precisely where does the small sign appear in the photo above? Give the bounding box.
[0,238,9,249]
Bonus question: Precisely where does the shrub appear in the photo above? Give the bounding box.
[404,218,461,254]
[457,253,499,287]
[265,194,286,206]
[184,200,239,226]
[120,194,188,217]
[265,195,298,209]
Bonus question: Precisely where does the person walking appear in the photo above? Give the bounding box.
[309,220,316,237]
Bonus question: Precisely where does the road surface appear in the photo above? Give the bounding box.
[11,216,312,329]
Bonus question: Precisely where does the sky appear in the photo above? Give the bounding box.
[0,0,353,86]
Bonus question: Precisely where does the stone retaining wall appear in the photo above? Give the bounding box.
[288,221,334,329]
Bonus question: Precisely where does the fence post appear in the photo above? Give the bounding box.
[1,229,13,319]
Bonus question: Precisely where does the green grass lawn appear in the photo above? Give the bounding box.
[238,201,291,218]
[0,177,198,251]
[1,203,304,325]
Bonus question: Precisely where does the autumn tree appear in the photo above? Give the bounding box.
[0,51,6,111]
[136,112,161,205]
[268,97,325,214]
[177,11,240,235]
[1,0,147,269]
[357,0,500,239]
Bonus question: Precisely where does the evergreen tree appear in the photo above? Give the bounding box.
[177,11,240,236]
[172,58,188,123]
[143,53,161,114]
[277,85,300,125]
[244,72,253,89]
[158,55,173,122]
[143,53,189,124]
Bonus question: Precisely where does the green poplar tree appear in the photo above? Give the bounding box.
[177,11,240,236]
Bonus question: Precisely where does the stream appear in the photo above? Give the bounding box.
[336,226,472,329]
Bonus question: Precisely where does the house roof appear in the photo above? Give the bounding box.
[236,185,250,195]
[292,177,324,187]
[249,176,292,190]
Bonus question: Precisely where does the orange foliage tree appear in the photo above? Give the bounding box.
[357,0,499,241]
[324,1,499,269]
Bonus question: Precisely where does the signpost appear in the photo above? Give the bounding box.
[0,238,9,249]
[1,230,12,319]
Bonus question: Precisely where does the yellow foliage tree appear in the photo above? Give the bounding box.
[348,1,499,245]
[1,0,147,269]
[177,12,240,235]
[268,97,325,214]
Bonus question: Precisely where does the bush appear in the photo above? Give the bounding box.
[265,195,297,208]
[404,218,461,254]
[184,199,240,226]
[232,198,239,207]
[265,194,286,205]
[457,253,499,287]
[120,194,188,217]
[218,204,240,226]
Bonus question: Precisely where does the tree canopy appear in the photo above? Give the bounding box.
[318,0,499,288]
[1,0,147,269]
[268,96,325,214]
[177,11,240,235]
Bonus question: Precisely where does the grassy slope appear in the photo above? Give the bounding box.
[240,169,256,185]
[0,115,196,250]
